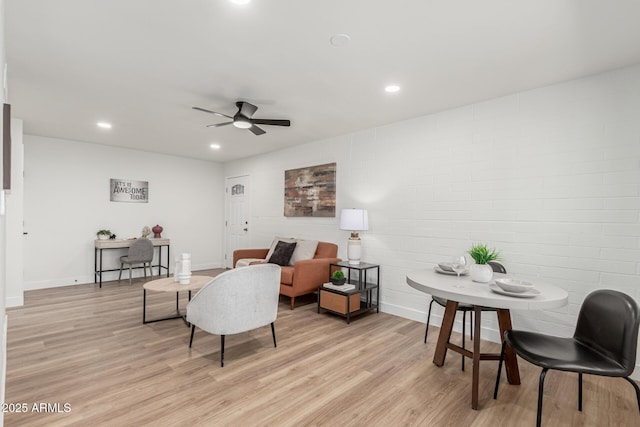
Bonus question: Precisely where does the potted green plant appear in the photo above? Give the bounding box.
[468,244,500,283]
[96,229,112,240]
[330,270,346,286]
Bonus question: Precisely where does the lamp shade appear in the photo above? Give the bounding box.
[340,209,369,231]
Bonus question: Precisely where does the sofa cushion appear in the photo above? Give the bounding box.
[265,237,296,261]
[289,239,319,266]
[268,241,297,266]
[280,266,294,285]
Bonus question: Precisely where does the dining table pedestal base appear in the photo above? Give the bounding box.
[433,300,521,410]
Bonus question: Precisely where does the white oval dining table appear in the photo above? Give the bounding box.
[406,268,568,410]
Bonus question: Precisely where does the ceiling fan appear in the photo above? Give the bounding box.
[193,101,291,136]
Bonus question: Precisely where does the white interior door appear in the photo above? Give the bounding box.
[225,175,249,268]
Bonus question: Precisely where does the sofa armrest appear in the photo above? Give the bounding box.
[292,257,342,294]
[233,248,269,268]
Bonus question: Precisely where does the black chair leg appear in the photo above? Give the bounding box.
[189,325,195,347]
[271,322,277,348]
[470,311,473,340]
[118,263,124,281]
[623,376,640,414]
[537,368,548,427]
[578,372,583,411]
[461,311,466,371]
[220,335,225,367]
[424,299,435,343]
[494,340,506,399]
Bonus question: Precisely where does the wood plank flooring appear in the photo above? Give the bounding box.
[4,270,640,426]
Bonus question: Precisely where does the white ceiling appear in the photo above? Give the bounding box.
[6,0,640,163]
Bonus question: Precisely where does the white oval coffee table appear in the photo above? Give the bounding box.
[142,275,213,325]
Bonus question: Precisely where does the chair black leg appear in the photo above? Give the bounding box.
[494,340,506,399]
[271,322,277,348]
[461,310,466,371]
[424,299,435,343]
[189,325,195,348]
[470,311,473,340]
[537,368,549,427]
[118,263,123,281]
[578,372,583,411]
[623,376,640,414]
[220,335,225,367]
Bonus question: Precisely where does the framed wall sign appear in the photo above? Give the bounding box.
[110,178,149,203]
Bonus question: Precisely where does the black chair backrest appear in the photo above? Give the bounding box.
[127,238,154,262]
[574,290,640,376]
[488,261,507,274]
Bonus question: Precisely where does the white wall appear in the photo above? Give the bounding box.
[23,136,225,289]
[225,64,640,355]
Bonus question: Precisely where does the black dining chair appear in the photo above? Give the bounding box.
[494,289,640,427]
[424,261,506,371]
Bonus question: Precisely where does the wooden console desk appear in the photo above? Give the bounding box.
[94,238,170,287]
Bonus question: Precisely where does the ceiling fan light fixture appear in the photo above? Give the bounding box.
[233,118,252,129]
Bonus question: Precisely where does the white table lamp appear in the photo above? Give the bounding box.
[340,209,369,265]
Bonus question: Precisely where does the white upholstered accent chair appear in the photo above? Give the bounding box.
[186,263,281,367]
[118,237,154,285]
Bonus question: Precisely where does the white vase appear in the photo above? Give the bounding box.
[470,264,493,283]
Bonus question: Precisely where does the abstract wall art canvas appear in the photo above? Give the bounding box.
[284,162,336,217]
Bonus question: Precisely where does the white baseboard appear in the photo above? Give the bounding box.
[5,295,24,308]
[23,263,226,291]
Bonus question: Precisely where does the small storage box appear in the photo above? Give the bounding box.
[320,289,361,314]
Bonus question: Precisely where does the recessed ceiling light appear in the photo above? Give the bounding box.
[230,0,250,5]
[385,85,400,93]
[210,143,221,150]
[330,34,351,47]
[96,122,112,129]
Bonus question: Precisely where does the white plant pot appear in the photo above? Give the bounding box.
[470,264,493,283]
[97,234,109,240]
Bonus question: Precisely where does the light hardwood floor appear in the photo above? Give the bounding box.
[5,270,640,426]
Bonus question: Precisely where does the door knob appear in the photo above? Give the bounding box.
[243,228,248,232]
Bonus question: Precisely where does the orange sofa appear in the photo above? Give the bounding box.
[233,241,341,310]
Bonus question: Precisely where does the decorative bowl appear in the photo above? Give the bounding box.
[495,278,534,293]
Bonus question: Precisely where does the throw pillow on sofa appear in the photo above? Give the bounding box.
[288,239,319,266]
[268,241,297,266]
[265,236,296,261]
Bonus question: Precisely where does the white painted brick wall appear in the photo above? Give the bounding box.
[224,64,640,376]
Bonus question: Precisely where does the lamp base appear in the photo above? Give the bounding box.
[347,238,362,265]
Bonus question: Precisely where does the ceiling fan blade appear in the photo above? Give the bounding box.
[248,125,266,136]
[206,121,233,128]
[192,106,233,119]
[251,118,291,127]
[237,101,258,118]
